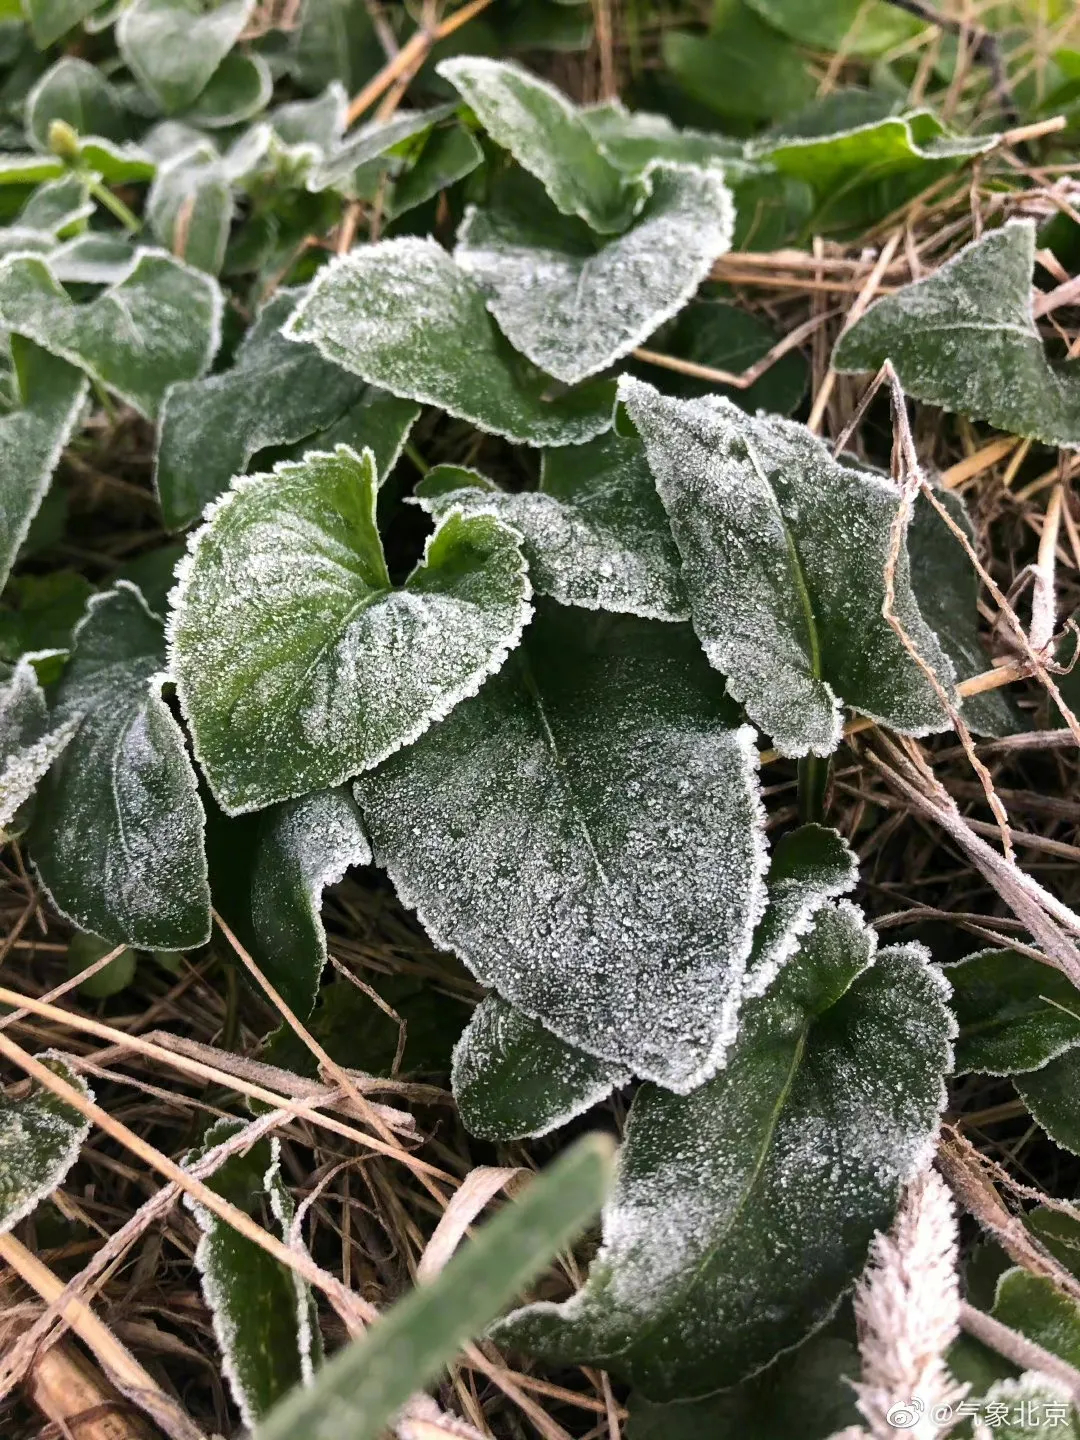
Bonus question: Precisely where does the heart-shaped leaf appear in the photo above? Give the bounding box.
[155,287,416,529]
[169,444,532,815]
[949,947,1080,1076]
[454,163,733,385]
[0,336,87,592]
[414,430,688,622]
[283,238,616,447]
[0,1052,91,1232]
[0,249,222,419]
[452,995,629,1142]
[26,58,129,151]
[249,787,371,1018]
[436,56,643,234]
[834,219,1080,449]
[497,905,954,1399]
[118,0,255,114]
[621,377,953,756]
[147,143,234,275]
[30,583,212,949]
[186,1118,321,1426]
[355,604,768,1092]
[0,657,76,833]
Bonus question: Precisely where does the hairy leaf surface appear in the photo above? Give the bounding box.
[170,445,532,814]
[25,58,128,151]
[356,605,768,1092]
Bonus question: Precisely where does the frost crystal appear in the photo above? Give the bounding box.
[0,1052,92,1234]
[0,658,76,833]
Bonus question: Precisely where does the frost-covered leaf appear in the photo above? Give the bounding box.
[759,111,995,234]
[452,995,629,1142]
[496,906,954,1399]
[0,153,64,185]
[30,583,211,949]
[0,657,75,833]
[621,377,953,756]
[910,488,1022,737]
[67,929,137,998]
[185,53,272,129]
[21,0,100,47]
[19,173,94,236]
[49,231,136,285]
[289,0,383,96]
[255,1133,613,1440]
[26,58,128,151]
[0,336,87,592]
[662,15,815,124]
[187,1118,320,1426]
[249,787,371,1019]
[118,0,255,114]
[309,103,456,193]
[355,605,768,1093]
[74,137,156,185]
[436,56,643,233]
[1016,1049,1080,1156]
[741,822,858,998]
[0,1052,90,1232]
[147,144,233,275]
[835,219,1080,449]
[0,249,222,420]
[744,0,923,54]
[0,572,93,662]
[974,1373,1079,1440]
[284,237,615,447]
[626,1333,861,1440]
[949,948,1080,1076]
[992,1269,1080,1372]
[414,431,687,622]
[170,445,532,814]
[270,82,346,154]
[454,164,733,385]
[580,100,749,177]
[386,122,483,220]
[155,287,414,530]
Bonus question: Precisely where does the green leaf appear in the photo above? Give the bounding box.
[835,219,1080,449]
[452,995,629,1141]
[355,605,768,1092]
[19,172,94,235]
[455,163,733,385]
[184,52,272,130]
[147,144,234,275]
[30,583,211,950]
[435,55,642,233]
[0,573,94,661]
[118,0,255,114]
[289,0,383,96]
[909,488,1023,737]
[155,287,414,530]
[309,103,457,193]
[170,445,532,814]
[284,237,616,447]
[0,336,87,592]
[663,9,815,124]
[496,906,954,1399]
[67,929,137,998]
[414,430,688,622]
[974,1374,1079,1439]
[249,787,371,1019]
[25,58,128,151]
[0,657,76,833]
[993,1268,1080,1370]
[49,231,135,286]
[626,1333,861,1440]
[744,0,924,55]
[620,377,953,756]
[254,1132,614,1440]
[21,0,100,48]
[386,122,483,219]
[0,153,64,185]
[580,100,749,177]
[1016,1048,1080,1156]
[75,137,156,185]
[186,1118,320,1426]
[949,948,1080,1076]
[269,81,346,154]
[0,1052,90,1232]
[0,249,222,420]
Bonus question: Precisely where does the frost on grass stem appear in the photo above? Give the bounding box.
[834,1167,966,1440]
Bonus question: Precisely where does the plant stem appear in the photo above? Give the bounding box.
[87,176,141,234]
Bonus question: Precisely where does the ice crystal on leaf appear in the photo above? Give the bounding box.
[0,1052,91,1233]
[0,657,76,834]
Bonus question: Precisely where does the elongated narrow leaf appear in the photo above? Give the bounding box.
[0,1052,90,1232]
[309,103,456,193]
[250,787,371,1018]
[949,948,1080,1076]
[621,377,953,756]
[455,164,733,385]
[0,658,75,833]
[0,336,87,591]
[30,583,211,949]
[155,288,416,529]
[356,604,768,1093]
[436,56,642,233]
[147,144,234,275]
[187,1118,320,1426]
[453,996,629,1142]
[25,58,128,151]
[835,219,1080,449]
[170,445,532,814]
[0,249,222,420]
[284,238,615,447]
[255,1133,614,1440]
[497,905,954,1399]
[118,0,255,113]
[415,431,687,622]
